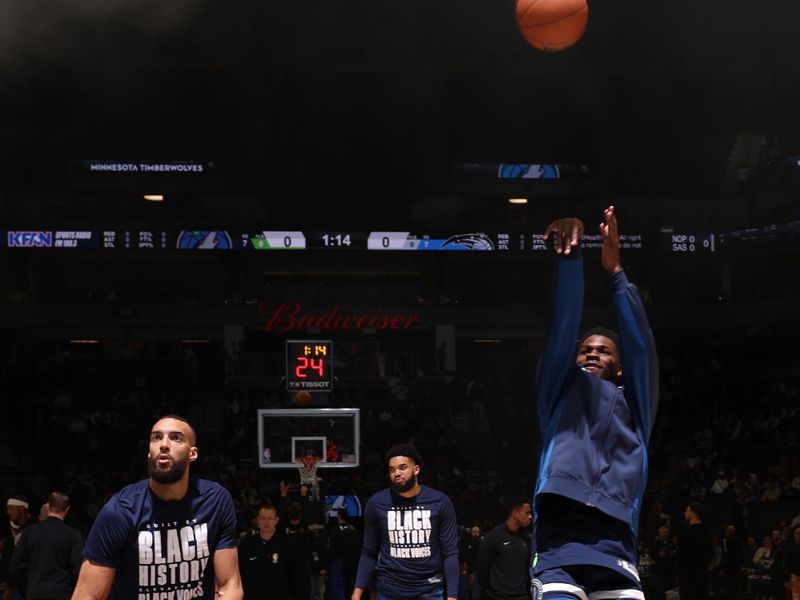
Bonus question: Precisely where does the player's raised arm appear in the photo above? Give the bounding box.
[599,205,623,275]
[603,205,659,440]
[537,217,585,426]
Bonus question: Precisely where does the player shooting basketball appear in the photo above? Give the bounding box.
[531,206,658,600]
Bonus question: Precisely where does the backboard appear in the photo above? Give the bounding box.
[257,408,360,469]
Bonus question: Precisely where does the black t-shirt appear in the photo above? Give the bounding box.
[477,523,530,600]
[676,523,713,575]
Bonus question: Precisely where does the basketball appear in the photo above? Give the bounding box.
[294,390,311,406]
[515,0,588,52]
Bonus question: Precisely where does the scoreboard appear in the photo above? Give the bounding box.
[4,222,795,254]
[0,228,709,253]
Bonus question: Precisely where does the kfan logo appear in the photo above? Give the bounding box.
[7,231,53,248]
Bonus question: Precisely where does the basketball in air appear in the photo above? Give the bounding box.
[295,390,311,407]
[515,0,588,52]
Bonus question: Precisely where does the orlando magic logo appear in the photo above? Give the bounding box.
[441,233,495,251]
[177,230,233,250]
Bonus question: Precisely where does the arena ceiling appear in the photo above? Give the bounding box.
[0,0,799,227]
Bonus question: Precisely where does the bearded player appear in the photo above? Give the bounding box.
[72,415,242,600]
[352,444,459,600]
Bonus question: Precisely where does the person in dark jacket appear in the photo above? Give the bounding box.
[8,491,83,600]
[531,207,659,600]
[720,524,744,599]
[238,504,309,600]
[676,502,713,600]
[476,496,532,600]
[328,510,360,600]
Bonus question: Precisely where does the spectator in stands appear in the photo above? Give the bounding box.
[37,503,49,523]
[6,495,33,545]
[708,534,723,597]
[4,495,34,600]
[770,531,787,600]
[743,535,758,566]
[785,526,800,600]
[650,526,676,600]
[643,500,670,548]
[328,510,360,600]
[464,526,483,600]
[753,535,774,570]
[761,479,783,502]
[308,527,328,600]
[709,470,729,496]
[720,524,744,599]
[677,502,713,600]
[283,500,306,535]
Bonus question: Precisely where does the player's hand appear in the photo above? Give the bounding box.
[351,588,363,600]
[599,205,623,275]
[279,480,289,497]
[544,217,584,255]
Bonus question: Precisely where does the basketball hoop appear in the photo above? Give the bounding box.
[296,456,321,498]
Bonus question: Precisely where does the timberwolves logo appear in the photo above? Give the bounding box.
[498,163,560,180]
[177,230,233,250]
[324,495,362,518]
[441,233,495,251]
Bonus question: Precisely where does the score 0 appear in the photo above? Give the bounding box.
[285,340,333,391]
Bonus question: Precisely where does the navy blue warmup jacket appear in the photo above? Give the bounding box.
[532,250,659,583]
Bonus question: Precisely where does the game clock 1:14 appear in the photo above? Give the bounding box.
[321,233,351,247]
[286,340,333,391]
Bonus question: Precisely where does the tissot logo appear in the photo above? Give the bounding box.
[7,231,53,248]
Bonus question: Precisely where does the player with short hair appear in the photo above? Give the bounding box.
[476,496,532,600]
[531,207,659,600]
[72,415,242,600]
[352,443,459,600]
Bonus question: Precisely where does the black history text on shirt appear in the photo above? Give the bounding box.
[137,519,210,598]
[386,508,433,558]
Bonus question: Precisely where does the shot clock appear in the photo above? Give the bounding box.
[286,340,333,391]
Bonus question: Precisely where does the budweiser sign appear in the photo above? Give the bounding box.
[260,303,421,333]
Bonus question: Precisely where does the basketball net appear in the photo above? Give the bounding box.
[296,456,321,500]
